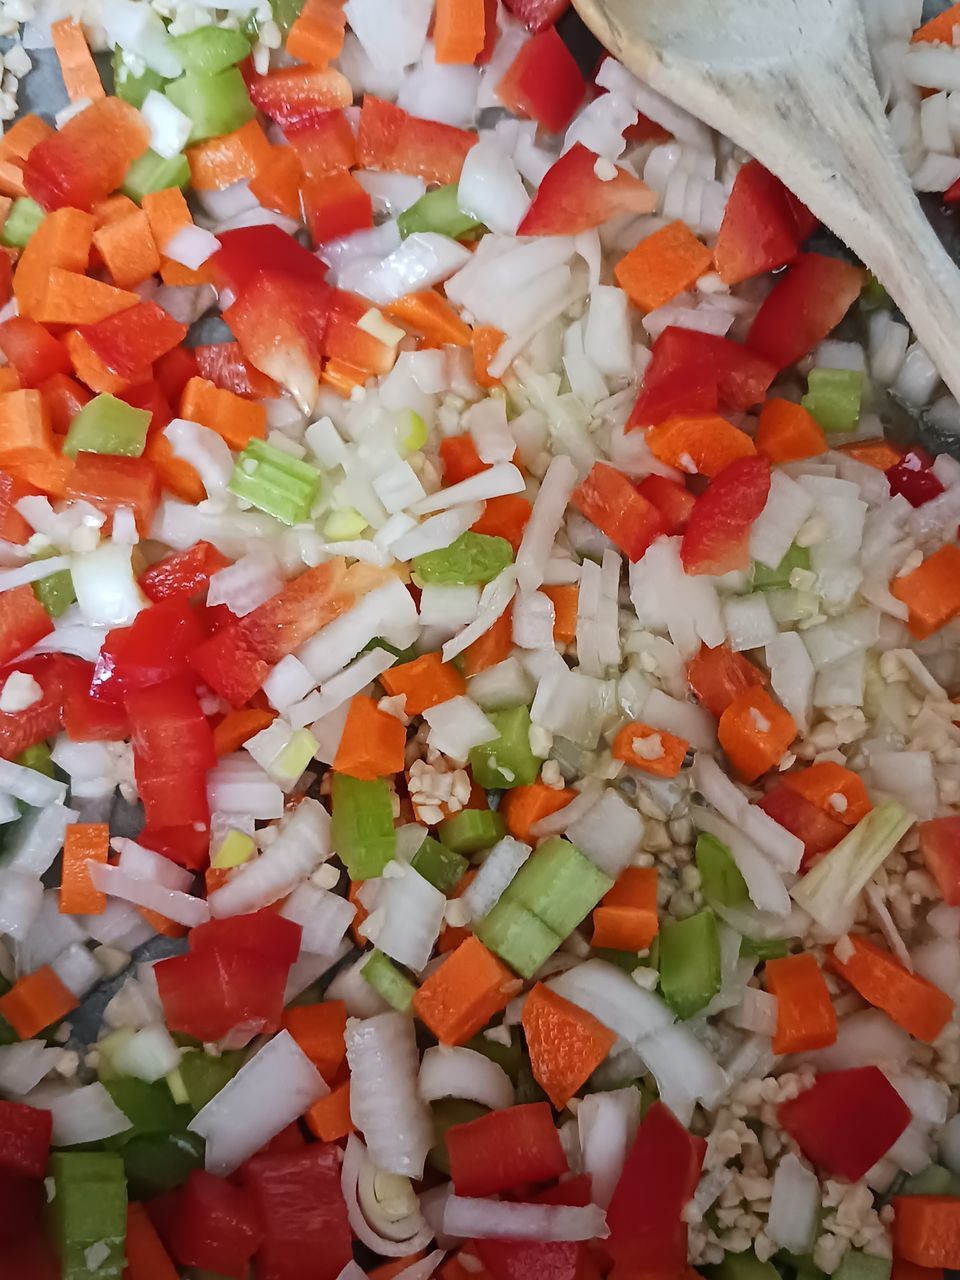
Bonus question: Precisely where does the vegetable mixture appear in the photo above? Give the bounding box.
[0,0,957,1278]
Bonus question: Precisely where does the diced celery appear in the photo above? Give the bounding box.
[832,1254,892,1280]
[506,836,613,938]
[122,149,191,202]
[32,549,75,618]
[230,438,323,526]
[49,1151,127,1280]
[15,742,54,777]
[179,1048,244,1112]
[211,830,255,869]
[695,832,750,909]
[1,197,44,248]
[428,1098,487,1174]
[751,542,811,592]
[900,1163,960,1196]
[323,506,368,539]
[801,368,864,434]
[411,835,468,893]
[361,950,417,1011]
[437,808,506,856]
[475,897,562,978]
[396,409,428,455]
[163,68,255,144]
[659,908,721,1018]
[165,1065,189,1106]
[171,26,251,75]
[740,935,788,960]
[64,394,150,459]
[766,588,821,625]
[331,774,396,880]
[112,48,167,109]
[715,1250,781,1280]
[398,184,485,240]
[413,532,514,586]
[469,705,543,790]
[270,0,305,35]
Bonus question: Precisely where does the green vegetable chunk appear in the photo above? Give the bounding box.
[361,950,417,1011]
[398,184,485,240]
[507,836,613,938]
[900,1163,960,1196]
[179,1048,245,1112]
[112,50,167,109]
[64,394,151,459]
[414,532,514,585]
[469,705,543,790]
[172,26,252,75]
[122,1130,206,1199]
[831,1254,892,1280]
[229,438,323,526]
[49,1151,127,1280]
[751,542,811,592]
[270,0,305,35]
[122,150,191,202]
[32,550,75,618]
[16,741,54,776]
[714,1249,782,1280]
[428,1098,488,1174]
[801,368,864,434]
[331,774,396,880]
[1,197,44,248]
[163,67,255,144]
[411,836,468,893]
[695,832,749,909]
[659,908,721,1018]
[437,808,506,856]
[475,898,562,979]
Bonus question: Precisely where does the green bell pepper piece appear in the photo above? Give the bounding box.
[163,68,256,144]
[695,832,749,909]
[751,541,811,592]
[16,741,54,776]
[171,26,251,75]
[122,149,191,202]
[101,1077,189,1148]
[899,1163,960,1196]
[398,184,484,240]
[112,49,166,108]
[122,1130,206,1199]
[714,1249,782,1280]
[179,1048,245,1112]
[466,1030,521,1083]
[414,532,514,586]
[427,1098,488,1174]
[32,549,76,618]
[832,1254,892,1280]
[1,197,44,248]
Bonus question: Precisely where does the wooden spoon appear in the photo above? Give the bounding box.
[572,0,960,403]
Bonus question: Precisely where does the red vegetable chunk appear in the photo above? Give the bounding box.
[920,815,960,906]
[446,1103,568,1198]
[759,783,848,868]
[0,1099,52,1180]
[713,161,803,285]
[571,461,665,561]
[496,29,585,134]
[156,944,291,1044]
[518,143,655,236]
[167,1170,262,1279]
[502,0,570,31]
[746,252,864,369]
[681,456,771,575]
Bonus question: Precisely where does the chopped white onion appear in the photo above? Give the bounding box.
[548,960,674,1045]
[209,798,332,916]
[459,837,531,921]
[88,861,211,927]
[346,1012,433,1178]
[577,1087,641,1208]
[443,1196,608,1242]
[29,1081,131,1146]
[423,696,497,760]
[767,1154,820,1253]
[419,1046,515,1111]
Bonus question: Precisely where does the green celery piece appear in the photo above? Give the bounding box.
[171,26,251,75]
[659,908,721,1019]
[15,742,54,777]
[48,1151,127,1280]
[411,835,468,893]
[1,197,44,248]
[122,1130,205,1199]
[506,836,613,938]
[469,704,543,790]
[398,184,485,240]
[64,394,150,459]
[900,1164,960,1196]
[751,542,811,592]
[695,832,750,909]
[413,532,514,586]
[101,1077,189,1148]
[271,0,304,34]
[331,773,396,880]
[475,897,562,978]
[179,1048,245,1112]
[230,438,323,526]
[831,1255,892,1280]
[112,49,166,108]
[32,549,75,618]
[714,1249,781,1280]
[437,808,506,856]
[466,1031,521,1083]
[361,950,417,1011]
[801,368,864,434]
[740,935,788,960]
[163,68,256,144]
[122,149,191,202]
[427,1098,487,1174]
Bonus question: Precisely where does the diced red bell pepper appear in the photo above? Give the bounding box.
[190,911,303,965]
[502,0,570,30]
[5,1232,60,1279]
[121,380,172,436]
[0,584,52,667]
[475,1240,593,1280]
[65,452,160,536]
[778,1067,911,1182]
[245,65,352,128]
[758,782,848,868]
[59,656,129,742]
[713,161,803,286]
[23,98,149,212]
[125,676,214,834]
[303,171,374,247]
[140,541,232,604]
[518,143,655,236]
[681,456,771,575]
[604,1102,705,1275]
[496,29,585,135]
[746,252,864,370]
[138,822,210,873]
[167,1170,263,1280]
[686,643,766,718]
[629,327,776,429]
[283,108,357,179]
[241,1145,354,1280]
[886,448,944,508]
[323,289,397,377]
[90,597,208,703]
[0,1099,52,1180]
[571,462,665,562]
[357,95,477,185]
[0,468,35,545]
[440,434,487,485]
[0,653,67,759]
[156,944,291,1045]
[636,474,695,535]
[0,318,71,387]
[193,343,280,400]
[0,1167,44,1242]
[446,1102,568,1198]
[919,816,960,906]
[0,253,12,314]
[78,302,188,380]
[155,346,200,405]
[39,373,91,436]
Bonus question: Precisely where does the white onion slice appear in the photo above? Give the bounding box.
[419,1046,515,1111]
[443,1196,608,1242]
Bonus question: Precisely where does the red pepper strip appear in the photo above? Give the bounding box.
[446,1102,568,1198]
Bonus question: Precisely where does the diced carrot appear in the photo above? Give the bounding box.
[333,694,407,780]
[473,325,505,387]
[765,952,837,1055]
[144,430,205,504]
[755,398,827,464]
[213,707,277,757]
[14,207,94,318]
[439,433,486,485]
[461,606,513,677]
[611,721,689,777]
[891,544,960,639]
[348,880,368,946]
[0,195,12,237]
[828,934,953,1044]
[380,650,466,715]
[718,687,797,782]
[33,269,139,326]
[645,413,757,476]
[59,823,109,915]
[369,1253,428,1280]
[187,120,273,191]
[521,982,616,1109]
[305,1080,353,1142]
[384,290,472,347]
[413,935,521,1045]
[4,451,73,499]
[912,3,960,44]
[687,644,767,718]
[0,388,54,465]
[205,866,231,896]
[614,221,713,311]
[92,209,161,290]
[893,1198,960,1269]
[179,376,267,451]
[140,186,213,285]
[0,468,33,544]
[282,1000,348,1078]
[321,358,368,397]
[541,584,578,645]
[471,493,532,553]
[286,0,347,67]
[591,866,659,952]
[0,160,26,199]
[0,114,53,164]
[51,19,104,101]
[0,965,78,1038]
[501,784,577,845]
[836,438,904,470]
[93,194,139,227]
[435,0,487,63]
[249,145,305,221]
[125,1202,179,1280]
[781,762,871,827]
